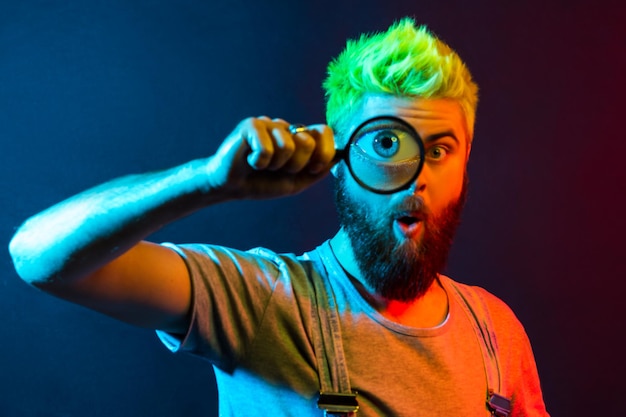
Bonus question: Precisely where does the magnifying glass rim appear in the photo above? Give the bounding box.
[336,115,425,195]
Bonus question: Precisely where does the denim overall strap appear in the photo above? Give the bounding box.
[306,247,358,416]
[449,281,512,417]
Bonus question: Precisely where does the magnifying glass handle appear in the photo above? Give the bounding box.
[333,148,348,163]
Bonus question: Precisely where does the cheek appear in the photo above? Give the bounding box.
[352,187,390,215]
[428,163,465,209]
[339,168,392,213]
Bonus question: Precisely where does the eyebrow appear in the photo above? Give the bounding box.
[423,131,459,144]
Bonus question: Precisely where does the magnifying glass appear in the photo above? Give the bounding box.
[335,116,425,194]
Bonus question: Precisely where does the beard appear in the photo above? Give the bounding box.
[334,172,468,302]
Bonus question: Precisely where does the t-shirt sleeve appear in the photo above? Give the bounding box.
[475,287,551,416]
[155,243,282,371]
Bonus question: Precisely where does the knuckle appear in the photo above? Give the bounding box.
[282,141,296,154]
[256,146,272,158]
[239,117,264,133]
[299,136,316,152]
[243,116,271,131]
[250,117,266,129]
[239,117,255,129]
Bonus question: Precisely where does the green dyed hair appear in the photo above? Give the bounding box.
[323,18,478,141]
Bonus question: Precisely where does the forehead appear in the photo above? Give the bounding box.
[340,94,468,148]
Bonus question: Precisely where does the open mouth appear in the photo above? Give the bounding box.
[397,215,420,226]
[394,213,424,238]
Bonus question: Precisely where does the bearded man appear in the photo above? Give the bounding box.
[9,18,549,416]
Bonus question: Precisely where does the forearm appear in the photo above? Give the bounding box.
[9,157,221,286]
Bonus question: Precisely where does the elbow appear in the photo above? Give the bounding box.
[8,228,60,287]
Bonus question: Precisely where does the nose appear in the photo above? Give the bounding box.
[408,164,428,195]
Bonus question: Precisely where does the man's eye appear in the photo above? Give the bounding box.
[353,129,420,162]
[426,146,448,161]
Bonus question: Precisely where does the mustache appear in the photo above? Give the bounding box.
[390,195,427,218]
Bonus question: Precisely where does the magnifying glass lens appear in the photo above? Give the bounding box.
[343,116,425,194]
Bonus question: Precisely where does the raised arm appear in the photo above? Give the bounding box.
[8,117,335,334]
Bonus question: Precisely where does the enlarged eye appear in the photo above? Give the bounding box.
[353,127,421,162]
[373,131,400,157]
[343,116,426,193]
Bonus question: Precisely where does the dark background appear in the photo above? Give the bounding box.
[2,1,625,416]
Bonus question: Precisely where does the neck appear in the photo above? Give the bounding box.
[330,228,449,328]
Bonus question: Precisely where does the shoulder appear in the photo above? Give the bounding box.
[443,277,549,414]
[164,242,325,288]
[443,276,527,335]
[165,242,300,270]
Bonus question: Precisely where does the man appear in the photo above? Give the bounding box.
[9,18,549,416]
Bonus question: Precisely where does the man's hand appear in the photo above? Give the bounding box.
[205,117,336,199]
